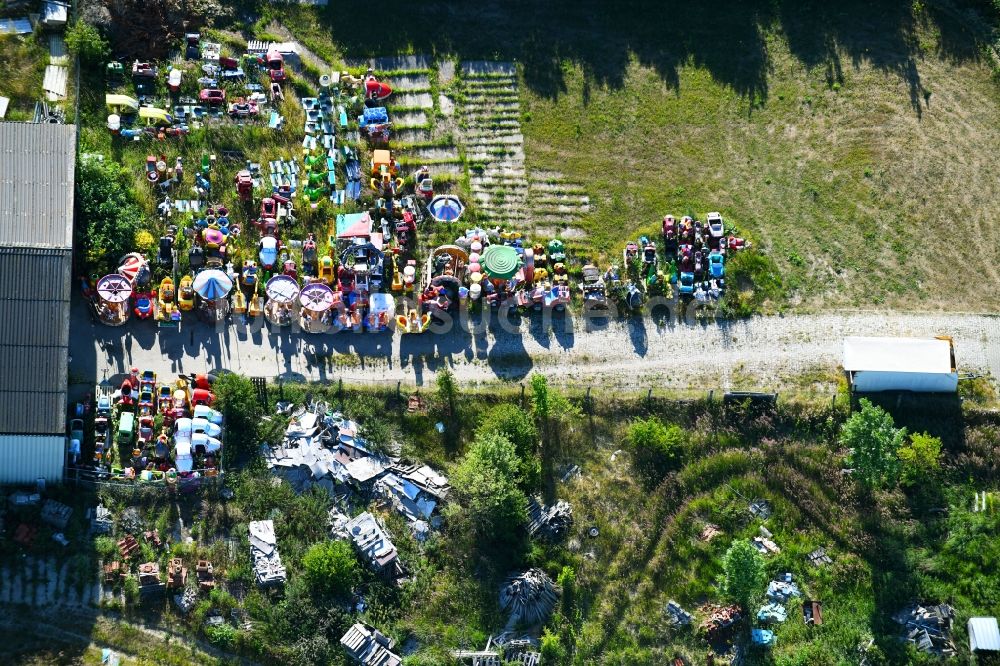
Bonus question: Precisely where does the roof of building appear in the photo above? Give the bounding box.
[0,246,72,434]
[842,336,955,375]
[969,617,1000,652]
[345,512,398,570]
[0,122,76,249]
[340,622,401,666]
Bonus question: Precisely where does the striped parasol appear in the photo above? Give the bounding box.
[117,253,147,283]
[427,195,465,222]
[192,269,234,300]
[96,274,132,303]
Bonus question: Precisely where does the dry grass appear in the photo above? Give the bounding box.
[520,13,1000,311]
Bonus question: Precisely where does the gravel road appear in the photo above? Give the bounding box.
[70,295,999,391]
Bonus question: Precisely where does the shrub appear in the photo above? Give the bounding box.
[540,628,567,662]
[65,20,109,63]
[898,432,942,487]
[302,540,359,600]
[213,373,263,466]
[123,576,139,603]
[76,160,143,275]
[557,566,576,615]
[478,403,538,460]
[95,535,117,559]
[626,418,686,486]
[722,539,766,610]
[204,623,238,650]
[841,399,906,488]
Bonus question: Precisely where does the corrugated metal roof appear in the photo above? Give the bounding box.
[0,247,71,434]
[969,617,1000,652]
[0,18,33,35]
[0,435,64,483]
[43,65,69,100]
[0,122,76,249]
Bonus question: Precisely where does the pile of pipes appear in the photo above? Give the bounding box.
[893,604,957,657]
[499,569,559,628]
[527,498,573,541]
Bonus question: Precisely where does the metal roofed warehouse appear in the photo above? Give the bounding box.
[0,122,76,483]
[842,336,958,393]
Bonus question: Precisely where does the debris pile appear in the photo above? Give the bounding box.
[527,498,573,541]
[757,603,787,623]
[88,504,113,533]
[751,535,781,555]
[342,512,403,579]
[699,524,722,542]
[197,559,215,591]
[749,499,771,519]
[375,463,449,524]
[808,547,833,567]
[893,603,957,657]
[803,600,823,626]
[249,519,286,586]
[452,634,541,666]
[40,499,72,529]
[766,575,801,603]
[698,605,742,639]
[174,587,198,614]
[118,534,139,558]
[137,561,165,597]
[667,600,693,627]
[166,557,188,589]
[499,569,559,628]
[340,622,402,666]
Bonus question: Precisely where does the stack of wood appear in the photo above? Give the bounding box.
[499,569,559,628]
[118,534,139,559]
[527,498,573,542]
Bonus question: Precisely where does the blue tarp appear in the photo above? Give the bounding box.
[362,106,388,125]
[752,628,775,646]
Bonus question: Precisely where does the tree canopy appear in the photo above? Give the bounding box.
[212,373,263,467]
[840,399,907,488]
[898,432,943,487]
[451,432,528,543]
[302,540,359,600]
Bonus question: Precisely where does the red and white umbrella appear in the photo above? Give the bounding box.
[117,253,147,283]
[299,283,336,312]
[96,274,132,303]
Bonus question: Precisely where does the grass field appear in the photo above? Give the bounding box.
[259,0,1000,312]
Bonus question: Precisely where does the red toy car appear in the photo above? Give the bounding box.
[133,291,154,319]
[199,88,226,105]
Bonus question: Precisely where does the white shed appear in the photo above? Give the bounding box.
[842,336,958,393]
[969,617,1000,653]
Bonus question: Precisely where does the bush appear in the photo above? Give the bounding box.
[626,418,686,486]
[898,432,942,487]
[540,628,567,663]
[204,623,238,650]
[95,535,117,559]
[76,160,143,275]
[123,576,139,603]
[302,540,359,600]
[65,20,109,63]
[478,403,538,460]
[213,373,263,466]
[722,250,783,317]
[722,540,766,610]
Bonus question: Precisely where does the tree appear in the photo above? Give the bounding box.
[451,432,528,542]
[302,540,359,599]
[722,539,766,610]
[212,373,263,466]
[840,399,907,488]
[557,565,576,616]
[436,368,457,416]
[625,418,686,486]
[898,432,943,486]
[65,20,109,63]
[75,159,142,274]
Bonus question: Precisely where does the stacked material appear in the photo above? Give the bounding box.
[249,520,286,586]
[527,498,573,541]
[894,604,957,657]
[499,569,559,627]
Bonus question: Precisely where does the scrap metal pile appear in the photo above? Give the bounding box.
[249,519,286,587]
[499,569,559,628]
[893,603,957,657]
[527,497,573,541]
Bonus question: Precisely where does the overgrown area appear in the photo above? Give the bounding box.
[11,377,1000,664]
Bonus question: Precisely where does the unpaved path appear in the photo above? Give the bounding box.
[69,294,1000,391]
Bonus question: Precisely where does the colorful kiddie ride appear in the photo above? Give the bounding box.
[263,275,300,327]
[154,277,181,325]
[265,48,286,82]
[396,303,432,334]
[235,170,254,201]
[93,273,133,326]
[580,264,608,310]
[364,71,393,102]
[661,211,749,302]
[298,282,338,333]
[178,275,195,311]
